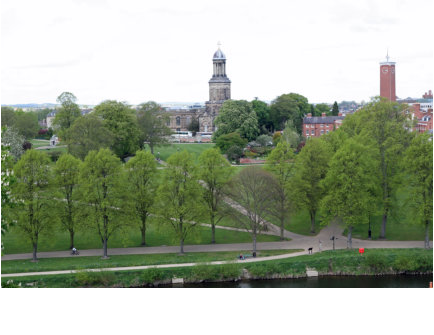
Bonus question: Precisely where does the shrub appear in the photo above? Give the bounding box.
[226,145,243,164]
[256,134,273,147]
[191,264,220,281]
[272,132,282,146]
[215,132,247,153]
[393,255,418,272]
[47,150,62,162]
[75,270,116,286]
[140,268,164,284]
[365,253,388,272]
[244,150,259,159]
[218,263,241,279]
[22,141,32,151]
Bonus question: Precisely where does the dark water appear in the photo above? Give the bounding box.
[172,275,433,288]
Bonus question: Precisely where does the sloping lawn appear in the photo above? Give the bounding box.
[152,143,215,161]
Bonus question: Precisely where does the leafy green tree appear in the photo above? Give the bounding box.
[136,101,172,154]
[226,145,243,164]
[125,150,158,246]
[198,148,234,243]
[53,92,81,150]
[79,149,126,258]
[68,114,114,160]
[214,100,259,141]
[321,138,378,248]
[256,134,273,147]
[339,97,412,239]
[1,107,17,127]
[156,151,203,254]
[332,101,339,116]
[281,120,301,149]
[225,166,276,254]
[1,127,17,249]
[187,117,200,136]
[315,103,331,116]
[12,150,53,261]
[94,100,140,159]
[289,137,331,233]
[53,153,82,249]
[252,99,272,134]
[402,133,433,249]
[1,126,24,160]
[269,93,310,134]
[265,142,295,240]
[15,112,40,139]
[215,132,247,153]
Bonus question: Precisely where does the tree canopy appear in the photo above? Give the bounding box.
[269,93,310,134]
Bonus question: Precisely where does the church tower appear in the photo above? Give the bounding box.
[380,51,396,101]
[203,44,231,132]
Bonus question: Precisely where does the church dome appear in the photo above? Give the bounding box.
[213,48,226,60]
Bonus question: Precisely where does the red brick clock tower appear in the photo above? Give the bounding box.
[380,51,396,101]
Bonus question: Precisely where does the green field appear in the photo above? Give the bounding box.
[150,143,215,161]
[30,139,50,148]
[1,220,282,255]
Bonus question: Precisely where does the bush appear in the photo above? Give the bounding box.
[256,134,273,147]
[140,268,165,284]
[22,141,32,151]
[218,263,241,279]
[75,270,116,287]
[365,253,388,272]
[191,264,221,281]
[244,150,259,159]
[393,255,418,272]
[272,132,282,146]
[215,132,247,153]
[47,150,62,162]
[226,145,243,164]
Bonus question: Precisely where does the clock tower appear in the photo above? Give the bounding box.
[380,51,396,101]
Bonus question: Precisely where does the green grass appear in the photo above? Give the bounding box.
[2,248,431,288]
[30,139,50,148]
[151,143,215,161]
[2,221,283,255]
[1,249,300,274]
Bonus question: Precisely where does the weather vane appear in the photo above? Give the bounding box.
[217,41,221,49]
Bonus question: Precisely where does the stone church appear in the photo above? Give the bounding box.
[165,46,231,133]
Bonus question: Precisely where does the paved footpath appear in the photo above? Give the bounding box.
[2,222,432,278]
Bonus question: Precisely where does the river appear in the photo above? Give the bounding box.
[165,275,433,288]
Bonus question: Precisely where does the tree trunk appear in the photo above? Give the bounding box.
[380,209,388,239]
[211,214,216,244]
[310,211,316,234]
[252,233,257,254]
[347,226,353,249]
[150,144,154,155]
[425,220,430,249]
[280,217,284,241]
[69,229,75,250]
[102,238,109,259]
[180,238,184,254]
[141,224,147,246]
[32,242,38,262]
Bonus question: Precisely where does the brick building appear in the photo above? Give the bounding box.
[302,112,345,138]
[380,51,396,101]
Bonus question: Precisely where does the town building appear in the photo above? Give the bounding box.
[380,51,396,101]
[302,112,345,138]
[164,45,231,133]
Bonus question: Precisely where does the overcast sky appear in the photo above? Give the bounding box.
[1,0,433,106]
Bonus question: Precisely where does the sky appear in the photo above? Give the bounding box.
[1,0,433,106]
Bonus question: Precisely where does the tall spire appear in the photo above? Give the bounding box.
[386,48,390,62]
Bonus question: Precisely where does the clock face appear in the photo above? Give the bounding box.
[382,67,389,74]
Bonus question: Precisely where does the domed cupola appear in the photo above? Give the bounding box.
[213,48,226,60]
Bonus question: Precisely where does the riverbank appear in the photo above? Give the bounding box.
[2,248,432,288]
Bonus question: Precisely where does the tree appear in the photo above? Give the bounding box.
[402,133,433,249]
[252,99,272,134]
[289,137,331,233]
[187,117,200,136]
[215,132,247,153]
[321,138,378,248]
[256,134,273,147]
[265,142,295,240]
[14,112,40,139]
[53,92,81,150]
[198,148,234,243]
[225,167,276,254]
[53,153,82,249]
[214,100,259,141]
[1,126,24,160]
[339,97,412,239]
[68,114,114,160]
[156,151,203,254]
[281,119,301,150]
[136,101,172,154]
[94,100,140,159]
[12,150,53,261]
[79,149,126,258]
[1,107,17,127]
[269,93,310,134]
[125,150,158,246]
[1,127,17,249]
[315,103,331,116]
[226,145,243,164]
[332,101,339,116]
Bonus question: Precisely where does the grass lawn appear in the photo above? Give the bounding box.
[151,143,215,161]
[30,139,50,148]
[2,221,283,255]
[1,249,302,274]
